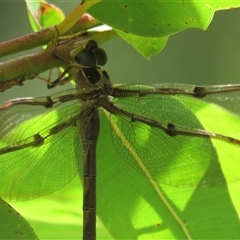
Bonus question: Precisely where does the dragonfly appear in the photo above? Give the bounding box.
[1,39,240,240]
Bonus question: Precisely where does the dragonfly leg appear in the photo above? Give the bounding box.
[47,66,73,89]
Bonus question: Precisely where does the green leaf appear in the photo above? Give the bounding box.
[115,30,168,59]
[87,0,240,58]
[10,177,111,239]
[25,1,240,58]
[94,92,240,239]
[0,198,38,239]
[1,84,240,239]
[179,95,240,183]
[89,0,240,36]
[26,0,65,31]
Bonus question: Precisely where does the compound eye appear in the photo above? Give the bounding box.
[83,67,101,84]
[74,49,96,68]
[85,40,98,52]
[95,48,107,66]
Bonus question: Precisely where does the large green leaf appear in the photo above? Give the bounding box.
[0,198,38,239]
[87,1,240,57]
[89,1,240,36]
[25,0,240,58]
[1,85,240,239]
[11,177,111,239]
[95,92,240,239]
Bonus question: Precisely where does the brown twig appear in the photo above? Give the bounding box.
[0,30,117,92]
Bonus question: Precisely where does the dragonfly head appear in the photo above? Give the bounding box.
[74,65,112,92]
[70,40,107,68]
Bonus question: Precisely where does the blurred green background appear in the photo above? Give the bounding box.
[1,2,240,239]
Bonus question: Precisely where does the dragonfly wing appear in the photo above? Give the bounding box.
[106,90,240,187]
[0,101,84,201]
[0,88,79,142]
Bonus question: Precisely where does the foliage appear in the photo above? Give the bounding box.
[1,0,240,239]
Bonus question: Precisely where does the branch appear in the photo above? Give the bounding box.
[0,30,118,92]
[0,14,103,59]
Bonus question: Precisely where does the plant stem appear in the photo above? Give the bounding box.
[0,14,102,59]
[0,30,118,92]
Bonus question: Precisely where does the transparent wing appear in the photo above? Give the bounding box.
[107,84,240,187]
[0,88,80,142]
[0,100,85,201]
